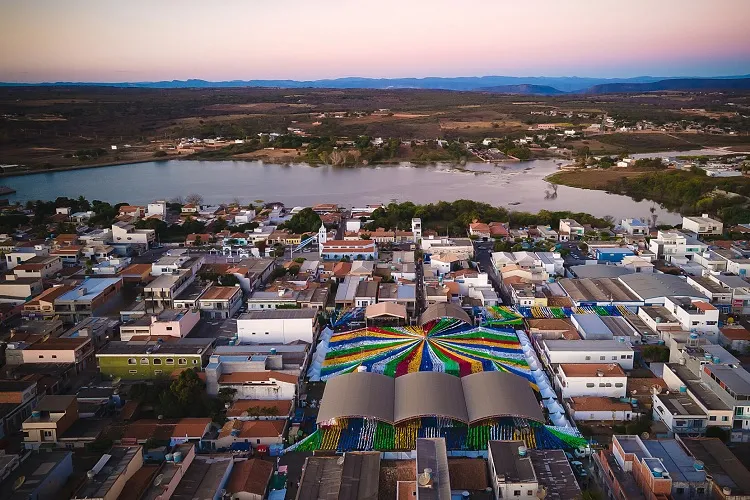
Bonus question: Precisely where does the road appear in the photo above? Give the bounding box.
[472,240,505,302]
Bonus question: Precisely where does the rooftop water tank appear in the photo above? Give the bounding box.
[173,451,182,464]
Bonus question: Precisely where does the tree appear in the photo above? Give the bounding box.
[279,208,322,234]
[255,240,267,256]
[185,193,204,206]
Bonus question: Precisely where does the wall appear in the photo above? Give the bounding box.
[151,310,201,338]
[97,354,202,379]
[237,318,314,344]
[544,347,634,370]
[557,371,627,398]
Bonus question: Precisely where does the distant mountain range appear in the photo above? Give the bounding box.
[2,74,750,95]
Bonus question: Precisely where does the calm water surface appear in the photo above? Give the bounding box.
[3,158,681,223]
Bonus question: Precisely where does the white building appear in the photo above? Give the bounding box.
[111,222,155,246]
[652,391,708,436]
[146,201,167,219]
[237,309,318,344]
[540,340,634,370]
[648,230,707,263]
[555,363,627,398]
[663,296,720,336]
[411,218,422,243]
[558,219,584,241]
[620,218,649,236]
[682,214,723,236]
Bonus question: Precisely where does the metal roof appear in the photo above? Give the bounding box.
[239,309,317,320]
[419,303,471,326]
[316,371,542,425]
[618,274,707,300]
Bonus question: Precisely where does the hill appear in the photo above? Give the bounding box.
[587,77,750,94]
[476,84,565,95]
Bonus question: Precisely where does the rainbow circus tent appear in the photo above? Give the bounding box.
[313,312,533,384]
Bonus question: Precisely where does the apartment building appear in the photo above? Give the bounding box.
[53,277,123,323]
[555,363,627,398]
[197,285,243,319]
[682,214,724,236]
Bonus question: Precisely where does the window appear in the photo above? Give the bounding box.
[178,358,187,365]
[621,355,627,359]
[38,355,44,359]
[193,360,198,364]
[586,383,595,388]
[599,383,605,387]
[43,430,53,437]
[128,358,137,365]
[709,416,716,421]
[140,358,149,365]
[615,383,624,388]
[129,370,137,374]
[697,488,705,495]
[527,492,533,497]
[585,356,591,360]
[513,491,521,497]
[600,356,606,360]
[154,370,163,375]
[627,355,633,359]
[612,356,617,360]
[52,355,57,359]
[676,487,684,494]
[166,326,173,331]
[722,416,729,421]
[153,358,162,365]
[166,358,174,365]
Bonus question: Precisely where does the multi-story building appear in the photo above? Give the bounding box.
[652,391,709,436]
[11,255,63,279]
[237,309,318,344]
[682,214,724,236]
[22,395,79,449]
[664,296,720,337]
[621,218,649,236]
[119,308,200,341]
[558,219,584,241]
[95,338,213,379]
[53,277,123,323]
[555,363,628,398]
[648,230,707,263]
[319,240,377,260]
[197,285,243,319]
[143,271,194,311]
[540,339,635,370]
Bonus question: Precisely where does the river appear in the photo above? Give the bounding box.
[3,158,682,223]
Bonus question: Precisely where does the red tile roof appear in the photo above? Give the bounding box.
[226,459,274,496]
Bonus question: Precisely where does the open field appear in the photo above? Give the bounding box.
[546,167,650,189]
[1,86,749,171]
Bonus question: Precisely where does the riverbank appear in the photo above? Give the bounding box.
[0,157,163,178]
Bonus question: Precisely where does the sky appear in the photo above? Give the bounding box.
[1,0,750,82]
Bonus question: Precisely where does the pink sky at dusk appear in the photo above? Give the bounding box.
[1,0,749,82]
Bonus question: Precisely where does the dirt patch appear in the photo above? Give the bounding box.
[233,148,301,162]
[547,167,648,190]
[204,102,313,112]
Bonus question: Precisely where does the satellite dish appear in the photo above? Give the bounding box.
[13,476,25,491]
[154,474,164,486]
[336,456,345,466]
[641,432,650,439]
[112,377,122,385]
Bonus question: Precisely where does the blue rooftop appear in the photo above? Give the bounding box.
[628,219,647,226]
[58,278,121,302]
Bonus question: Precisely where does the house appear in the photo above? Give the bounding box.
[111,221,155,247]
[95,338,213,380]
[680,437,750,500]
[566,397,635,422]
[719,325,750,353]
[119,308,200,341]
[146,201,167,219]
[487,440,581,500]
[0,380,38,440]
[22,395,79,449]
[120,419,212,447]
[540,339,634,370]
[53,277,123,323]
[197,285,243,319]
[185,233,215,246]
[558,219,584,241]
[652,391,709,436]
[209,370,298,400]
[5,245,49,270]
[468,221,491,240]
[648,230,707,263]
[7,336,94,372]
[225,458,274,500]
[621,218,649,236]
[71,446,143,500]
[118,205,145,218]
[22,284,73,319]
[226,399,293,421]
[237,309,318,344]
[663,296,720,336]
[620,255,655,274]
[319,239,377,260]
[50,245,83,266]
[0,450,73,500]
[214,419,285,449]
[12,255,63,279]
[143,271,195,311]
[354,280,379,307]
[0,275,43,304]
[683,214,724,236]
[555,363,628,398]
